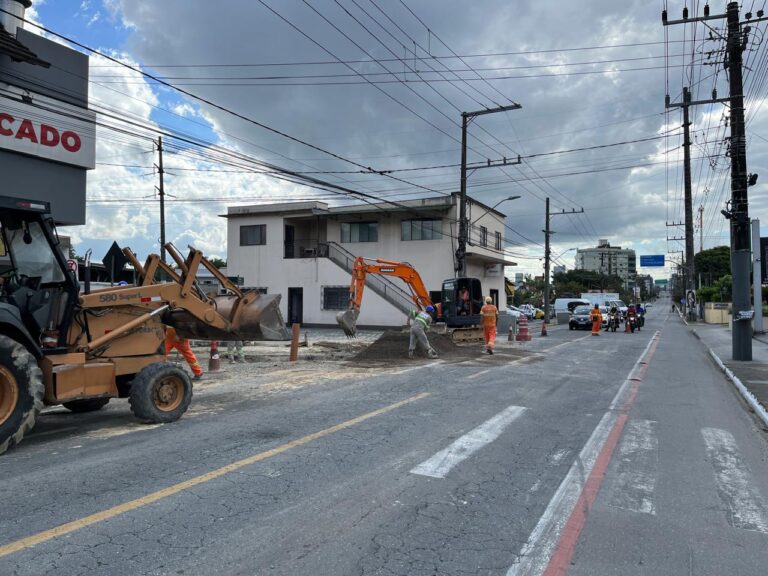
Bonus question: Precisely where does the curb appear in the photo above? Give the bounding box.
[692,329,768,429]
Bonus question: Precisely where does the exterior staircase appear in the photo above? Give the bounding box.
[323,241,416,315]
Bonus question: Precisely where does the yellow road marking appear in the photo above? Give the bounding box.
[0,392,430,558]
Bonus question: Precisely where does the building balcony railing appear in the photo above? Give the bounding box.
[283,239,329,259]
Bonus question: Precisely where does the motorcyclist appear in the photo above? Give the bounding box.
[626,304,638,332]
[636,303,646,327]
[606,305,619,331]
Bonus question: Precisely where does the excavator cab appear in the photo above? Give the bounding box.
[440,277,483,327]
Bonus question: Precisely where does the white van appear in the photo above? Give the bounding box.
[553,298,591,317]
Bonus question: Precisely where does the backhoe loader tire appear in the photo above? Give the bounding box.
[129,362,192,424]
[62,398,110,413]
[0,335,44,455]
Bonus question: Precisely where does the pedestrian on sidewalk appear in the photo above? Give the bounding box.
[408,306,438,359]
[225,340,245,363]
[164,327,203,379]
[591,304,602,336]
[480,296,499,355]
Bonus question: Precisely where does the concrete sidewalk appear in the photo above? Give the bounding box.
[689,319,768,428]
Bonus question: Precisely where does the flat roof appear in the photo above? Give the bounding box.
[222,193,505,219]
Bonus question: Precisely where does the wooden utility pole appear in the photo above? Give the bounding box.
[155,137,166,263]
[698,205,704,253]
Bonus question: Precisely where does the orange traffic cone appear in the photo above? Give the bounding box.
[541,320,548,337]
[625,318,630,333]
[208,340,221,372]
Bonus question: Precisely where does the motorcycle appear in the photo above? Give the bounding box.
[638,311,645,328]
[627,313,639,333]
[608,312,620,332]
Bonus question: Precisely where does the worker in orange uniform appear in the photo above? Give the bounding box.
[164,327,203,379]
[480,296,499,354]
[591,304,602,336]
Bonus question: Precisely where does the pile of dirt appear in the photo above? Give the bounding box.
[353,330,469,362]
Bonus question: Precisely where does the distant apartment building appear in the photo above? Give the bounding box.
[575,240,637,282]
[225,194,515,327]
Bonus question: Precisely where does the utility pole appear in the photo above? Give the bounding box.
[725,1,752,360]
[663,1,767,360]
[752,219,763,333]
[543,199,584,323]
[699,205,704,253]
[155,136,166,263]
[682,87,696,321]
[456,103,521,276]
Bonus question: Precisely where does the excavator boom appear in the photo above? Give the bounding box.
[337,256,432,337]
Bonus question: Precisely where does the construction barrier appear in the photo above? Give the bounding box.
[208,340,221,372]
[516,315,532,342]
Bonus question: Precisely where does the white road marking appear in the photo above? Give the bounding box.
[410,405,526,479]
[466,368,492,380]
[507,331,659,576]
[607,419,658,515]
[701,427,768,533]
[746,380,768,384]
[541,334,590,353]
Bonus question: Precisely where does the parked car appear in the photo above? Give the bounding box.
[569,305,594,330]
[506,306,523,318]
[518,304,542,320]
[532,307,546,320]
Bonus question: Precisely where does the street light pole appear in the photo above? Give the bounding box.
[469,195,521,227]
[456,103,522,276]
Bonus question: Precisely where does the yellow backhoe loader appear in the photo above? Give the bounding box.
[0,195,288,455]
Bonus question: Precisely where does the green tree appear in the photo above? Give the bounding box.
[694,246,730,285]
[208,257,227,269]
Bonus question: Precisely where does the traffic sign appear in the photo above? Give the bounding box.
[654,279,668,285]
[640,255,665,267]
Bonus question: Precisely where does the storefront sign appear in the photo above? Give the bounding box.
[0,85,96,169]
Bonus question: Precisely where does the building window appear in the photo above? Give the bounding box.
[401,219,442,241]
[341,222,378,243]
[480,226,488,247]
[495,231,502,250]
[322,286,349,310]
[243,286,268,294]
[240,224,266,246]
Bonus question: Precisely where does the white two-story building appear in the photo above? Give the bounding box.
[224,193,515,328]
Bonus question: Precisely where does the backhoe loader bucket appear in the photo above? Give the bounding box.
[166,293,290,341]
[336,309,359,337]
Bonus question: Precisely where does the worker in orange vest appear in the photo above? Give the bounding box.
[591,304,602,336]
[164,327,203,379]
[480,296,499,354]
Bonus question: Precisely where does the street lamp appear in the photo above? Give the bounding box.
[469,195,521,226]
[552,247,576,262]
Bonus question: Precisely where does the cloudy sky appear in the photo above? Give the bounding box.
[24,0,768,278]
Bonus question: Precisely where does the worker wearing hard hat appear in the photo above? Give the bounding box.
[480,296,499,355]
[164,327,203,379]
[408,305,438,359]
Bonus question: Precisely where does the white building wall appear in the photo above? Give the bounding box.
[227,200,509,327]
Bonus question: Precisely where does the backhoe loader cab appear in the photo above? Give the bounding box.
[441,277,483,327]
[1,195,288,455]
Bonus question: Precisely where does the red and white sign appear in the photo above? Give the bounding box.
[66,259,79,274]
[0,85,96,169]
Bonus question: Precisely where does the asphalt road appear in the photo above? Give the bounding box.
[2,303,768,575]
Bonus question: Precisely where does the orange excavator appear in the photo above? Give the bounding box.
[336,257,432,337]
[336,256,487,341]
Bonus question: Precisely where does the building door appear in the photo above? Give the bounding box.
[284,225,295,259]
[490,289,499,308]
[287,287,303,325]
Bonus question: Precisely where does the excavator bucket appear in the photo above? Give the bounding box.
[336,309,359,337]
[166,293,290,341]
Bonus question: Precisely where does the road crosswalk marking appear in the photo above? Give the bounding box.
[701,427,768,533]
[410,405,526,479]
[606,419,658,515]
